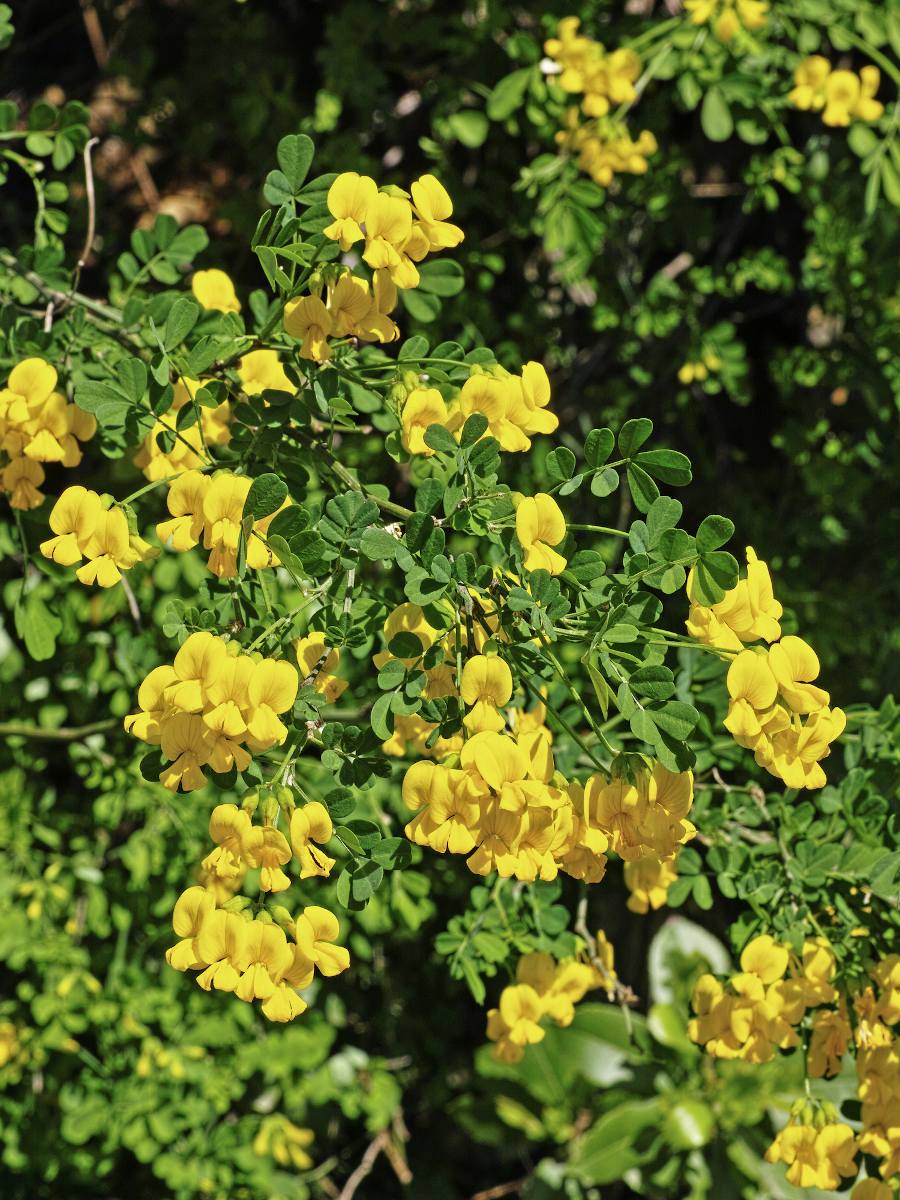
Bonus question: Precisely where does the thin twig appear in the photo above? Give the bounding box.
[0,719,118,741]
[470,1181,528,1200]
[336,1131,388,1200]
[120,574,142,627]
[76,137,100,275]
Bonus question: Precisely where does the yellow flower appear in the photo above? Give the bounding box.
[516,493,567,575]
[256,827,293,893]
[362,192,414,278]
[235,920,294,1002]
[739,934,789,984]
[855,67,884,123]
[498,984,545,1046]
[400,387,450,457]
[410,174,464,251]
[40,486,103,566]
[283,295,333,363]
[253,1116,315,1170]
[159,713,213,792]
[247,658,299,747]
[789,56,831,111]
[326,273,373,338]
[624,853,677,913]
[191,268,241,313]
[460,654,513,733]
[323,171,378,250]
[157,470,210,551]
[75,507,133,588]
[723,649,778,740]
[684,0,768,40]
[2,457,45,509]
[767,636,829,714]
[166,886,216,971]
[808,1009,851,1078]
[294,632,347,701]
[765,1120,857,1190]
[823,70,861,127]
[169,631,229,712]
[290,802,335,879]
[237,349,295,396]
[294,906,350,977]
[201,804,262,879]
[195,910,249,992]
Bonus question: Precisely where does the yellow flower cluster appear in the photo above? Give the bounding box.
[545,17,641,116]
[167,794,348,1024]
[687,548,843,789]
[689,934,837,1064]
[544,18,655,188]
[40,485,156,587]
[403,729,693,885]
[134,377,231,482]
[253,1115,315,1171]
[624,853,680,914]
[683,0,769,43]
[486,949,606,1063]
[677,351,721,385]
[156,469,290,579]
[765,1109,857,1191]
[556,114,658,188]
[789,58,884,127]
[283,171,462,363]
[167,885,348,1024]
[124,632,302,791]
[0,359,96,510]
[400,360,559,457]
[854,955,900,1179]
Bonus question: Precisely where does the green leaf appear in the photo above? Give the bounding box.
[398,334,429,362]
[618,417,653,458]
[16,591,61,661]
[244,473,288,521]
[635,448,692,486]
[546,446,576,484]
[584,427,614,468]
[695,514,734,554]
[569,1100,663,1184]
[701,88,733,142]
[423,423,459,455]
[630,666,675,701]
[263,170,294,207]
[74,381,131,427]
[691,550,738,605]
[486,67,533,120]
[652,700,699,741]
[163,297,200,350]
[447,110,488,147]
[276,133,314,191]
[370,692,394,740]
[360,527,401,560]
[460,413,489,447]
[417,258,465,297]
[591,467,619,498]
[626,462,659,513]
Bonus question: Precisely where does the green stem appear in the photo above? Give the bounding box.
[0,719,118,741]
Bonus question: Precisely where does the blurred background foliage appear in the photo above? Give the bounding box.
[1,1,898,1197]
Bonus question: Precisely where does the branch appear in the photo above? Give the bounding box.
[0,719,118,741]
